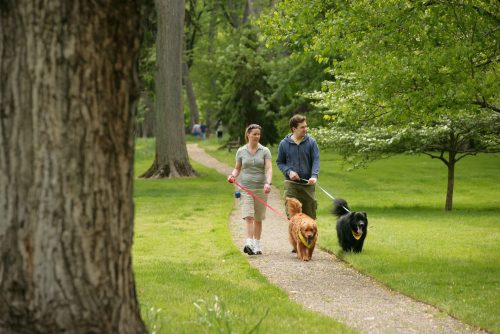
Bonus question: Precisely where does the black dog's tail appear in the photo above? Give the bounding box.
[332,198,350,217]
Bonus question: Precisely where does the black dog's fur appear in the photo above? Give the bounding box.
[333,199,368,252]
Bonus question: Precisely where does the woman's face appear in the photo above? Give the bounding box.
[247,129,261,142]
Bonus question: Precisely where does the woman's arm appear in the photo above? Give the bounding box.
[263,159,272,193]
[264,159,272,185]
[227,161,242,183]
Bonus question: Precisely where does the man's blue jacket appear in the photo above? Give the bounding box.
[276,134,320,181]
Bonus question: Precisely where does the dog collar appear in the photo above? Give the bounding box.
[352,230,362,240]
[298,231,312,249]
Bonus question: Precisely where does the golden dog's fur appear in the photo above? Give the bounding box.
[286,197,318,261]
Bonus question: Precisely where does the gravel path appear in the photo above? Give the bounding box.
[187,143,486,334]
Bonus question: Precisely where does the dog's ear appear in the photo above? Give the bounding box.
[361,212,367,218]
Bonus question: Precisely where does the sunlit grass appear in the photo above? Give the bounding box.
[133,138,354,333]
[199,137,500,333]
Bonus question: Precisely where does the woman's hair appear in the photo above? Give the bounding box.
[245,124,261,143]
[289,114,306,131]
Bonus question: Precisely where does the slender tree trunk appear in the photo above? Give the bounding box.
[445,153,456,211]
[205,2,219,135]
[183,62,200,130]
[0,1,146,333]
[143,0,196,178]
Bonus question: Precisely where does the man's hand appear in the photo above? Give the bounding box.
[227,175,235,183]
[289,171,300,181]
[307,177,317,185]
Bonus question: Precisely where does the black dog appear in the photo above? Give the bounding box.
[333,199,368,252]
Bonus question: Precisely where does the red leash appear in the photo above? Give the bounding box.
[231,180,289,223]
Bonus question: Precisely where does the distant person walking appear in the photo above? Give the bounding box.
[227,124,272,255]
[276,114,320,219]
[191,123,201,138]
[200,123,207,140]
[216,121,223,141]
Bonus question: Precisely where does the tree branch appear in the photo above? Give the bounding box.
[471,98,500,113]
[455,152,477,163]
[423,150,449,166]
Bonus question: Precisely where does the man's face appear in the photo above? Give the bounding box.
[292,121,307,138]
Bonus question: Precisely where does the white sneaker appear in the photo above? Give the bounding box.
[253,239,262,255]
[243,239,255,255]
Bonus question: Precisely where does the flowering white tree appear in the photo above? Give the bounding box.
[312,111,500,210]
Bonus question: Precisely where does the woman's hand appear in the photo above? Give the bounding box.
[227,175,235,183]
[264,183,271,194]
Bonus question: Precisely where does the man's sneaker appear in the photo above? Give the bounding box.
[243,244,255,255]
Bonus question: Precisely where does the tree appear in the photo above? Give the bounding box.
[0,1,146,333]
[263,0,499,210]
[312,112,500,210]
[142,0,197,178]
[136,0,157,138]
[184,0,205,130]
[216,25,279,145]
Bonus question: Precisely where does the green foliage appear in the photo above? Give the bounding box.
[313,0,499,123]
[139,0,157,94]
[258,4,334,136]
[213,25,279,145]
[261,0,500,209]
[261,0,499,123]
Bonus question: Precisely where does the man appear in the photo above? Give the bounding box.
[276,114,320,219]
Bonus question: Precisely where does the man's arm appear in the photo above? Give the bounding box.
[276,142,290,178]
[311,139,320,179]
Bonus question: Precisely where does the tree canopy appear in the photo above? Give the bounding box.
[260,0,499,210]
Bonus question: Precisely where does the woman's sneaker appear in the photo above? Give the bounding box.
[253,240,262,255]
[243,244,255,255]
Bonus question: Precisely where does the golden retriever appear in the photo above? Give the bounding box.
[286,197,318,261]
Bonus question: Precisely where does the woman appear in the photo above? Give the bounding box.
[227,124,272,255]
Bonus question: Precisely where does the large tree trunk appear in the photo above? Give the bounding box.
[0,1,146,333]
[143,0,196,178]
[141,91,156,137]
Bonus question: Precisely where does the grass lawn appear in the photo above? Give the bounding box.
[133,138,355,333]
[199,136,500,333]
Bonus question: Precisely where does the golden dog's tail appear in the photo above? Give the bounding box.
[286,197,303,217]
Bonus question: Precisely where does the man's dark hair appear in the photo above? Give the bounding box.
[289,114,306,131]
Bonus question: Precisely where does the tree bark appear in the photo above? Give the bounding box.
[183,62,200,130]
[140,91,156,137]
[445,152,456,211]
[204,0,220,134]
[143,0,196,178]
[0,1,146,333]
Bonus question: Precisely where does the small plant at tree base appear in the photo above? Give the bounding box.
[142,305,163,334]
[193,295,269,334]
